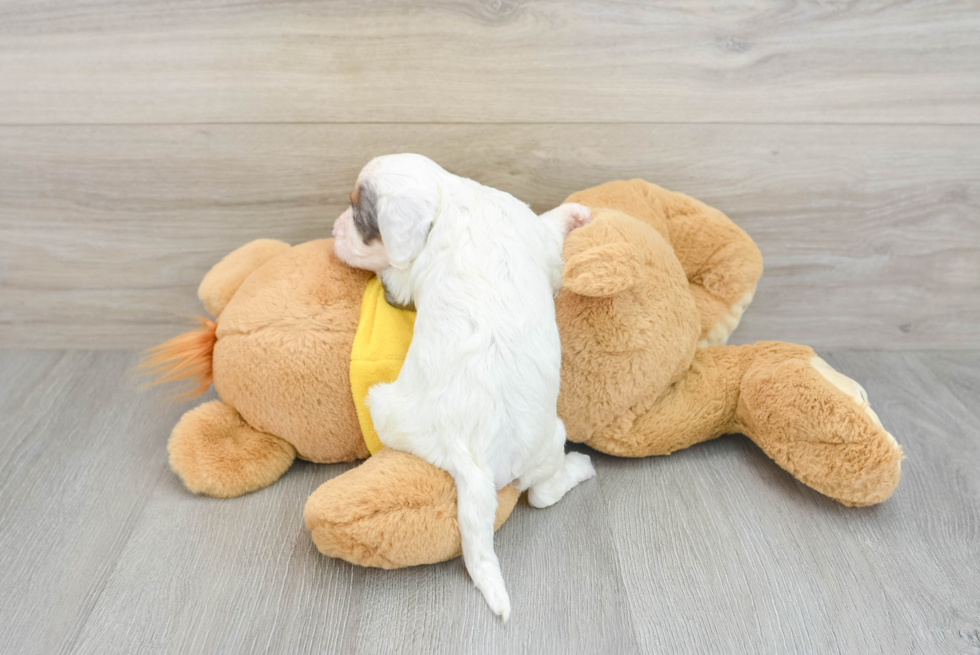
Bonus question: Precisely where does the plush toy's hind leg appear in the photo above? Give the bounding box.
[582,343,902,507]
[304,447,520,569]
[736,343,904,507]
[168,400,296,498]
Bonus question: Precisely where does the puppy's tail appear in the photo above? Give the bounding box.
[453,458,511,622]
[137,316,217,400]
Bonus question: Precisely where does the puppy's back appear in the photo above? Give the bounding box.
[373,181,564,474]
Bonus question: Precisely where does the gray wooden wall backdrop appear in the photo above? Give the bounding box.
[1,1,978,350]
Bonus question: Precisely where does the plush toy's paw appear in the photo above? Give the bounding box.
[738,343,903,507]
[528,452,596,509]
[809,355,899,447]
[168,400,296,498]
[806,355,904,505]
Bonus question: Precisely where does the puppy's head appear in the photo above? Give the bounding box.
[332,154,445,275]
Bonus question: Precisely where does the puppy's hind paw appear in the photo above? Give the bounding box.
[540,202,592,238]
[528,451,596,509]
[563,451,597,484]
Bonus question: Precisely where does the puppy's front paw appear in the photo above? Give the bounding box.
[560,203,592,235]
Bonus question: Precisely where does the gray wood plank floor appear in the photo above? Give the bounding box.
[0,350,977,655]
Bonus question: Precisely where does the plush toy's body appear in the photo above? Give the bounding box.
[150,180,902,570]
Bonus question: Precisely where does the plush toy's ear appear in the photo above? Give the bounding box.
[562,242,642,297]
[198,239,291,316]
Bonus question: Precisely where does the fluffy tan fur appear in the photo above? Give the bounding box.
[148,179,903,566]
[304,448,520,568]
[169,400,296,498]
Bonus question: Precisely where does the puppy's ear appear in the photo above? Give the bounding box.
[375,194,434,270]
[562,242,642,297]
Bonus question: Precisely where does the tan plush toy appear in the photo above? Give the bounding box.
[145,179,903,570]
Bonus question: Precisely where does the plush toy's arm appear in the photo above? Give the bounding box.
[565,180,763,346]
[659,189,763,346]
[304,447,520,569]
[198,239,291,316]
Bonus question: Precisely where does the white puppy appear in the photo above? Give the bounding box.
[332,154,595,620]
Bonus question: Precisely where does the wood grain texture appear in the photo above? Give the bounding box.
[599,350,980,654]
[2,123,978,349]
[68,458,365,655]
[0,351,177,655]
[72,455,640,655]
[0,350,977,654]
[0,1,978,124]
[916,351,980,417]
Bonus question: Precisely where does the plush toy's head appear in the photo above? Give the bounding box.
[555,208,702,444]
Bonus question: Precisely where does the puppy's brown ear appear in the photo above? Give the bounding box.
[562,242,642,297]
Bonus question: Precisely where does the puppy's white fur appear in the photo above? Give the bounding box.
[333,154,595,620]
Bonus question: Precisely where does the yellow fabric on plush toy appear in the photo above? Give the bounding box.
[349,276,416,455]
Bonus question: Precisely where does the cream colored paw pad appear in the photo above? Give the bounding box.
[810,356,901,454]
